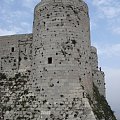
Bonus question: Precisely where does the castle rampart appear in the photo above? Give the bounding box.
[0,0,108,119]
[0,34,32,76]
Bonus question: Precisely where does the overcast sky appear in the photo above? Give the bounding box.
[0,0,120,119]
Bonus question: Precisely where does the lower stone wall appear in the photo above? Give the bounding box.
[0,73,96,120]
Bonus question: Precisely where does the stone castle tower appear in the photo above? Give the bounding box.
[0,0,114,120]
[32,0,93,96]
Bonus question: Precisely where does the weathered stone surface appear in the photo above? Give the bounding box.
[0,34,32,76]
[0,0,116,120]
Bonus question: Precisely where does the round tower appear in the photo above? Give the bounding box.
[31,0,95,119]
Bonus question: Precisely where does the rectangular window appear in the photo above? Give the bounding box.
[11,47,14,52]
[48,57,52,64]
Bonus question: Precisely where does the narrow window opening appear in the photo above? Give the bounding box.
[48,57,52,64]
[11,47,14,52]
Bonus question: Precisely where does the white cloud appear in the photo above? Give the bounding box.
[0,22,31,36]
[100,6,120,18]
[92,0,111,6]
[20,22,32,33]
[92,0,120,19]
[97,43,120,57]
[90,0,120,36]
[4,0,15,4]
[112,26,120,35]
[0,1,32,35]
[0,28,16,36]
[22,0,39,9]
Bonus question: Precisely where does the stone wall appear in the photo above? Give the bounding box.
[90,46,105,97]
[0,0,107,119]
[0,34,32,77]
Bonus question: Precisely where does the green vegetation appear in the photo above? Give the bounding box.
[92,84,117,120]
